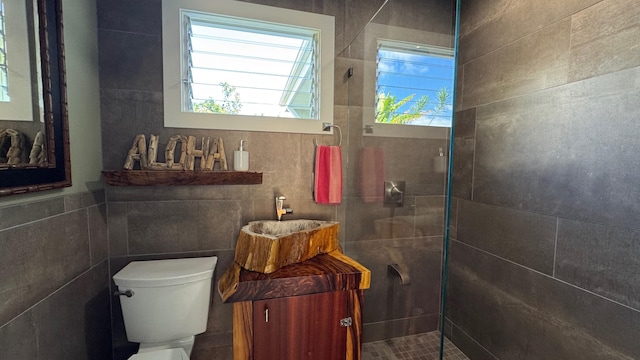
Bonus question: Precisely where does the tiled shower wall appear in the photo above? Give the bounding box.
[0,191,111,359]
[98,0,454,358]
[449,0,640,358]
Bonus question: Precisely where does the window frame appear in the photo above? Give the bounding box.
[162,0,335,135]
[363,23,454,139]
[0,0,38,121]
[375,40,454,127]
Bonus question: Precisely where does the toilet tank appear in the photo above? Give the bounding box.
[113,256,218,344]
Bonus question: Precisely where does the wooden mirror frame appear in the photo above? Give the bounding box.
[0,0,71,196]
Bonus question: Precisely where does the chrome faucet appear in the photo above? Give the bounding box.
[275,195,293,221]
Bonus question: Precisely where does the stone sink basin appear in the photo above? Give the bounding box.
[234,219,340,273]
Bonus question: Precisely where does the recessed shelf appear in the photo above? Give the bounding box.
[102,170,262,186]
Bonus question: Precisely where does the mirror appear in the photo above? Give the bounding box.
[0,0,70,196]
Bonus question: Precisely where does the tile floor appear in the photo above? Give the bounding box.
[362,331,469,360]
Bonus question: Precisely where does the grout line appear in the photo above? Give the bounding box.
[87,207,93,266]
[455,197,459,232]
[470,108,477,201]
[0,206,84,233]
[452,239,640,314]
[125,203,130,255]
[0,260,106,331]
[362,330,469,359]
[450,324,498,360]
[553,217,559,278]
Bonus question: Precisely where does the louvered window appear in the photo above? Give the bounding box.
[162,0,334,134]
[375,40,455,127]
[0,0,37,121]
[183,11,319,119]
[0,0,8,101]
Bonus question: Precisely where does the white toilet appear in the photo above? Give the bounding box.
[113,256,218,360]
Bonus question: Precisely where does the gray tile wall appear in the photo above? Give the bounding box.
[0,190,111,359]
[97,0,454,357]
[450,0,640,358]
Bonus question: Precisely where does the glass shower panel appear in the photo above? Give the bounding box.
[339,0,458,358]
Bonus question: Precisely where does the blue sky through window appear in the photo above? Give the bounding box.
[376,43,455,127]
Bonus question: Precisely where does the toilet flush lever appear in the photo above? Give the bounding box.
[113,289,134,298]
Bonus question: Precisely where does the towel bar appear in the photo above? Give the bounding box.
[314,122,342,147]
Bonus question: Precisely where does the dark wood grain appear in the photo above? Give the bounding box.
[224,252,369,360]
[218,251,370,303]
[252,292,348,360]
[102,170,262,186]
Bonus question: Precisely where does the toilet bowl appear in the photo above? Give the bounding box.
[136,336,195,355]
[113,256,217,359]
[129,348,189,360]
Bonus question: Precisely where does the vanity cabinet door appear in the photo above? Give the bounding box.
[252,291,348,360]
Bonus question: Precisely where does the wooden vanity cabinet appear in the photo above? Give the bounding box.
[219,251,371,360]
[253,291,348,360]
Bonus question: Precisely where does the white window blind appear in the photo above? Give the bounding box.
[0,0,9,101]
[376,40,454,127]
[183,11,319,120]
[0,0,36,121]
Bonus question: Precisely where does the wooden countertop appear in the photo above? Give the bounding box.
[218,250,371,303]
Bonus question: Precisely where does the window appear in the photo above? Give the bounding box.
[185,12,318,119]
[376,41,454,127]
[162,0,335,134]
[361,23,455,139]
[0,1,8,101]
[0,0,38,121]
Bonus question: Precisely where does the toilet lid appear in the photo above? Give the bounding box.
[128,348,189,360]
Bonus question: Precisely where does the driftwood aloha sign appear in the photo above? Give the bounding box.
[124,134,228,171]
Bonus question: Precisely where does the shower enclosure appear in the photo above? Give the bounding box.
[339,0,461,358]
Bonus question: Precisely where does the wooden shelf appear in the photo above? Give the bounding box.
[102,170,262,186]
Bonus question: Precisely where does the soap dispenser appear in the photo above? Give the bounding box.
[234,140,249,171]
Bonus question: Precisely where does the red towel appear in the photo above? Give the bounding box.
[314,145,342,205]
[359,147,384,203]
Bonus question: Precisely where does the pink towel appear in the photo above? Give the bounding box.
[359,147,384,203]
[314,145,342,205]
